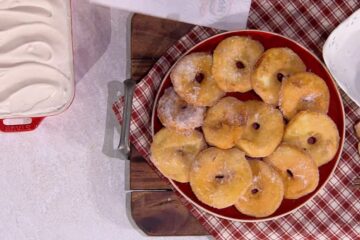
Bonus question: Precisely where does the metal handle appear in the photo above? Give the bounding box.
[118,79,136,159]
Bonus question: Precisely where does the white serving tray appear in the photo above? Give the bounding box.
[323,9,360,106]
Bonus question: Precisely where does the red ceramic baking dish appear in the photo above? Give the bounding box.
[151,30,345,222]
[0,0,75,132]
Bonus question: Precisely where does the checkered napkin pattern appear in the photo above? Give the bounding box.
[113,1,360,239]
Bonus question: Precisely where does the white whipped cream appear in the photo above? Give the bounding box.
[0,0,74,118]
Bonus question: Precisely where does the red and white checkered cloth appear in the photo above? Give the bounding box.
[114,1,360,239]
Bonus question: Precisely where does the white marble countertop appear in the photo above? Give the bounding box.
[0,1,209,239]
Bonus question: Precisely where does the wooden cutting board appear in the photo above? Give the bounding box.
[129,14,208,236]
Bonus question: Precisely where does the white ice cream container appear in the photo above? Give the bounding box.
[0,0,75,132]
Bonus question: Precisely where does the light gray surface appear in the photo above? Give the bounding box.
[91,0,252,30]
[0,1,209,240]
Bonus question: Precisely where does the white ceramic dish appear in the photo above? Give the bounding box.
[0,0,74,132]
[323,9,360,106]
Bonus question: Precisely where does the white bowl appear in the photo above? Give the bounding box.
[323,9,360,106]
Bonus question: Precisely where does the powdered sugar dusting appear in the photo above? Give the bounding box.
[295,174,309,187]
[253,175,260,184]
[238,194,249,202]
[303,92,321,102]
[158,87,205,130]
[171,53,202,92]
[170,52,214,104]
[188,84,201,101]
[192,160,201,173]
